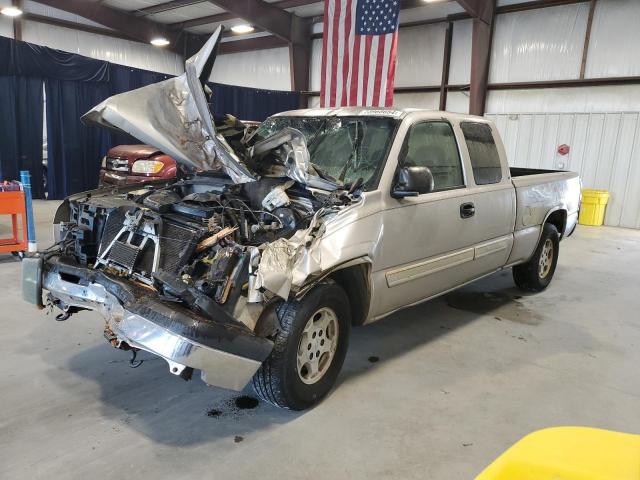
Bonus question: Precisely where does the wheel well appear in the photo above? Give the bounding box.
[328,263,371,326]
[546,209,567,238]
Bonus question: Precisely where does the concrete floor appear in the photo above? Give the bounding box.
[2,200,640,479]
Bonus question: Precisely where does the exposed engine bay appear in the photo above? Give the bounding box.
[51,143,361,332]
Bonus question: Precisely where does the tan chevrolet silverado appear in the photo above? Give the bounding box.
[22,27,580,410]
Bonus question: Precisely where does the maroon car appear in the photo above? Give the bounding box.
[99,145,178,186]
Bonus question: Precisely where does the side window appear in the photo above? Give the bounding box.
[460,122,502,185]
[401,122,464,192]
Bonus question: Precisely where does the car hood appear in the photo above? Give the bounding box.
[81,26,255,184]
[107,144,161,159]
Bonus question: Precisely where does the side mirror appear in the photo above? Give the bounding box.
[392,166,435,198]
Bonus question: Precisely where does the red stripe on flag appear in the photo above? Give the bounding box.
[340,0,352,107]
[385,31,399,107]
[371,35,386,107]
[362,35,373,106]
[349,35,361,106]
[319,0,330,107]
[329,0,341,107]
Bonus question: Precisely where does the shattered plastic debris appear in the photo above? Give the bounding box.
[253,209,329,300]
[262,180,294,212]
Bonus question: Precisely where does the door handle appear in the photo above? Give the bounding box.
[460,202,475,219]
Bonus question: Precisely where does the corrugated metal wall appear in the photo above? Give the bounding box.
[489,112,640,229]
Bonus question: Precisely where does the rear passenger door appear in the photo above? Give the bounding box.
[456,121,516,275]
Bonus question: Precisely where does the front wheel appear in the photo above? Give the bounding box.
[513,223,559,292]
[252,282,351,410]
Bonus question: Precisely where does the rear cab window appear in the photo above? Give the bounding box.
[460,122,503,185]
[400,121,465,193]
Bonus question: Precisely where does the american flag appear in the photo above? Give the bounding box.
[320,0,401,108]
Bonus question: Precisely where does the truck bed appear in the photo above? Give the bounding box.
[510,168,581,235]
[510,167,565,177]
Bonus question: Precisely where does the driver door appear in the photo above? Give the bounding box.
[375,120,482,315]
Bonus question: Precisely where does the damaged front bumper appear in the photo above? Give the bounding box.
[22,256,273,391]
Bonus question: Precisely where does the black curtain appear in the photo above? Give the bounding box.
[210,82,300,121]
[0,35,109,81]
[0,36,302,199]
[0,76,44,198]
[45,79,113,199]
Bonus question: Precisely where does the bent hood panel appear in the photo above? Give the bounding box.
[81,27,255,184]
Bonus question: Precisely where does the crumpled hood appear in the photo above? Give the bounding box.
[81,26,255,184]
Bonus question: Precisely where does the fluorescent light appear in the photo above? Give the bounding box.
[1,6,23,17]
[150,37,170,47]
[231,24,255,34]
[423,0,447,3]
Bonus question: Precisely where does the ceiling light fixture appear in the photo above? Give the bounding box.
[231,24,255,34]
[150,37,170,47]
[1,6,23,17]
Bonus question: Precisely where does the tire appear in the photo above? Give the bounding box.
[513,222,560,292]
[252,282,351,410]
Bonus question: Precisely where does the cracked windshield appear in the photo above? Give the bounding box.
[254,116,398,189]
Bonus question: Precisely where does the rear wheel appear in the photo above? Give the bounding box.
[252,282,351,410]
[513,223,559,292]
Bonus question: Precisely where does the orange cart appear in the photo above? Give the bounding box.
[0,189,28,255]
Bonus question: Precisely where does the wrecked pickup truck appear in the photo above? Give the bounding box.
[22,26,580,410]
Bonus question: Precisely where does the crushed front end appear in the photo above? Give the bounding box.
[22,166,357,390]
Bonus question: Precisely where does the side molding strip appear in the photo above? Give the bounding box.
[386,248,474,287]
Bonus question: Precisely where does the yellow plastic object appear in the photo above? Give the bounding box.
[476,427,640,480]
[579,189,610,226]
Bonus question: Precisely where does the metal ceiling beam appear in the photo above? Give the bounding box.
[135,0,205,16]
[497,0,588,13]
[172,0,318,29]
[32,0,183,54]
[468,0,495,115]
[205,0,303,43]
[219,35,289,54]
[455,0,493,24]
[12,0,24,41]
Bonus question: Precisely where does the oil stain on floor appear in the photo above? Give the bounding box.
[206,395,260,419]
[445,290,543,325]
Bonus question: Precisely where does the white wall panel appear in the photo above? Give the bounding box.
[0,18,13,38]
[308,95,320,108]
[392,92,439,110]
[489,111,640,228]
[21,22,183,75]
[395,24,445,87]
[398,3,465,24]
[490,4,588,83]
[585,0,640,78]
[446,91,469,114]
[487,85,640,114]
[310,38,322,92]
[211,47,291,91]
[448,19,472,85]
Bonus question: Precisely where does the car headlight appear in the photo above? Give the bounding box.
[131,160,164,174]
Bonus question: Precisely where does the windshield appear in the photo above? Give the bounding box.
[254,116,398,190]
